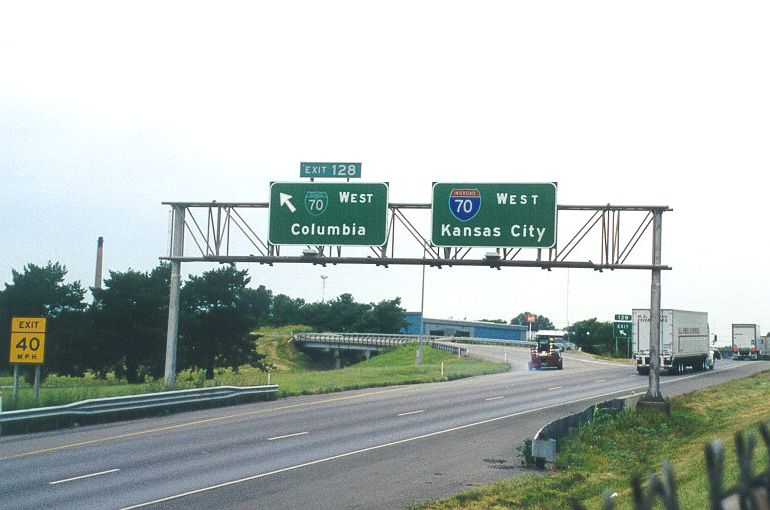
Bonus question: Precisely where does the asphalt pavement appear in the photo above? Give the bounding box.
[1,347,767,510]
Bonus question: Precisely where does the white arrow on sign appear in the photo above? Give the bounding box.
[618,330,628,337]
[279,193,296,213]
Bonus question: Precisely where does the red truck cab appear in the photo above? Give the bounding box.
[528,339,563,370]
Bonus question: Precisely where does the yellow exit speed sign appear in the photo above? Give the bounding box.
[9,317,47,364]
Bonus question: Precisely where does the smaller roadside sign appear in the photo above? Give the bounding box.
[300,162,361,179]
[615,314,632,322]
[613,322,632,339]
[10,317,47,364]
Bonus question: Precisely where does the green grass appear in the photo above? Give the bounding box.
[1,327,507,411]
[414,370,770,510]
[269,344,506,396]
[252,324,315,370]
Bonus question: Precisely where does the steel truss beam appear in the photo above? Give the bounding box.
[161,202,671,271]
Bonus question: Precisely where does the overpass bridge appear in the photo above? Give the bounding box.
[290,333,536,368]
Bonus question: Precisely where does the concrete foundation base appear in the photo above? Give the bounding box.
[636,399,671,415]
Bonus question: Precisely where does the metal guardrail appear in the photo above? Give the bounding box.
[430,341,468,356]
[532,398,629,468]
[0,385,278,429]
[451,336,537,349]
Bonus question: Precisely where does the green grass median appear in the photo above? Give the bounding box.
[414,369,770,510]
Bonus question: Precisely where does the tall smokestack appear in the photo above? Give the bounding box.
[95,237,104,289]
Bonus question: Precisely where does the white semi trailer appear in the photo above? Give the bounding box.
[732,323,761,360]
[633,309,713,375]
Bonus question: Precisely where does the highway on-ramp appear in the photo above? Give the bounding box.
[1,347,767,510]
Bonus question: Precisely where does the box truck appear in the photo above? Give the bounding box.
[633,309,713,375]
[732,324,761,360]
[759,336,770,360]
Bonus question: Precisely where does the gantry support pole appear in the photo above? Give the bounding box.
[164,206,185,390]
[639,208,668,411]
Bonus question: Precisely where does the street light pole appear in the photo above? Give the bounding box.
[417,245,426,366]
[320,275,328,303]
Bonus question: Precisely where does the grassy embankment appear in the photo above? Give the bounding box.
[1,325,507,410]
[415,369,770,510]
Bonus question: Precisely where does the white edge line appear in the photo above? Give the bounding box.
[397,410,425,417]
[548,387,563,390]
[50,469,120,485]
[485,396,504,401]
[120,362,751,509]
[267,432,308,441]
[120,385,651,510]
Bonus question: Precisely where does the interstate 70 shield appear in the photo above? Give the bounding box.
[448,188,481,222]
[304,191,329,216]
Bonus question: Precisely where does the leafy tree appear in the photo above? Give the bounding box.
[569,318,613,354]
[270,294,306,326]
[243,285,273,325]
[361,298,407,334]
[45,309,97,377]
[510,312,555,331]
[180,265,268,379]
[324,293,371,332]
[299,301,335,331]
[91,264,170,382]
[0,262,87,374]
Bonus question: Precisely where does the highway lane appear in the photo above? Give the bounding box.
[1,349,767,510]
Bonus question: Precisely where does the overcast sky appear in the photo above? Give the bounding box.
[2,1,768,342]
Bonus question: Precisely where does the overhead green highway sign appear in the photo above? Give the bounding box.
[431,183,557,248]
[269,182,388,246]
[615,314,632,322]
[300,162,361,178]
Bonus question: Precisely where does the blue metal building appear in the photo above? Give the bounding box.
[402,312,528,341]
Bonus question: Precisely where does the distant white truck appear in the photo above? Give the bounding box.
[760,336,770,360]
[633,309,714,375]
[732,324,761,360]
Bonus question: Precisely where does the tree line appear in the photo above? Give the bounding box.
[488,313,627,357]
[0,262,407,382]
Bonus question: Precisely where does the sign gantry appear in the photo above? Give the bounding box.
[161,179,671,408]
[161,200,671,272]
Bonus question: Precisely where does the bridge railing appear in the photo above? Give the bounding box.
[450,336,536,349]
[292,332,423,348]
